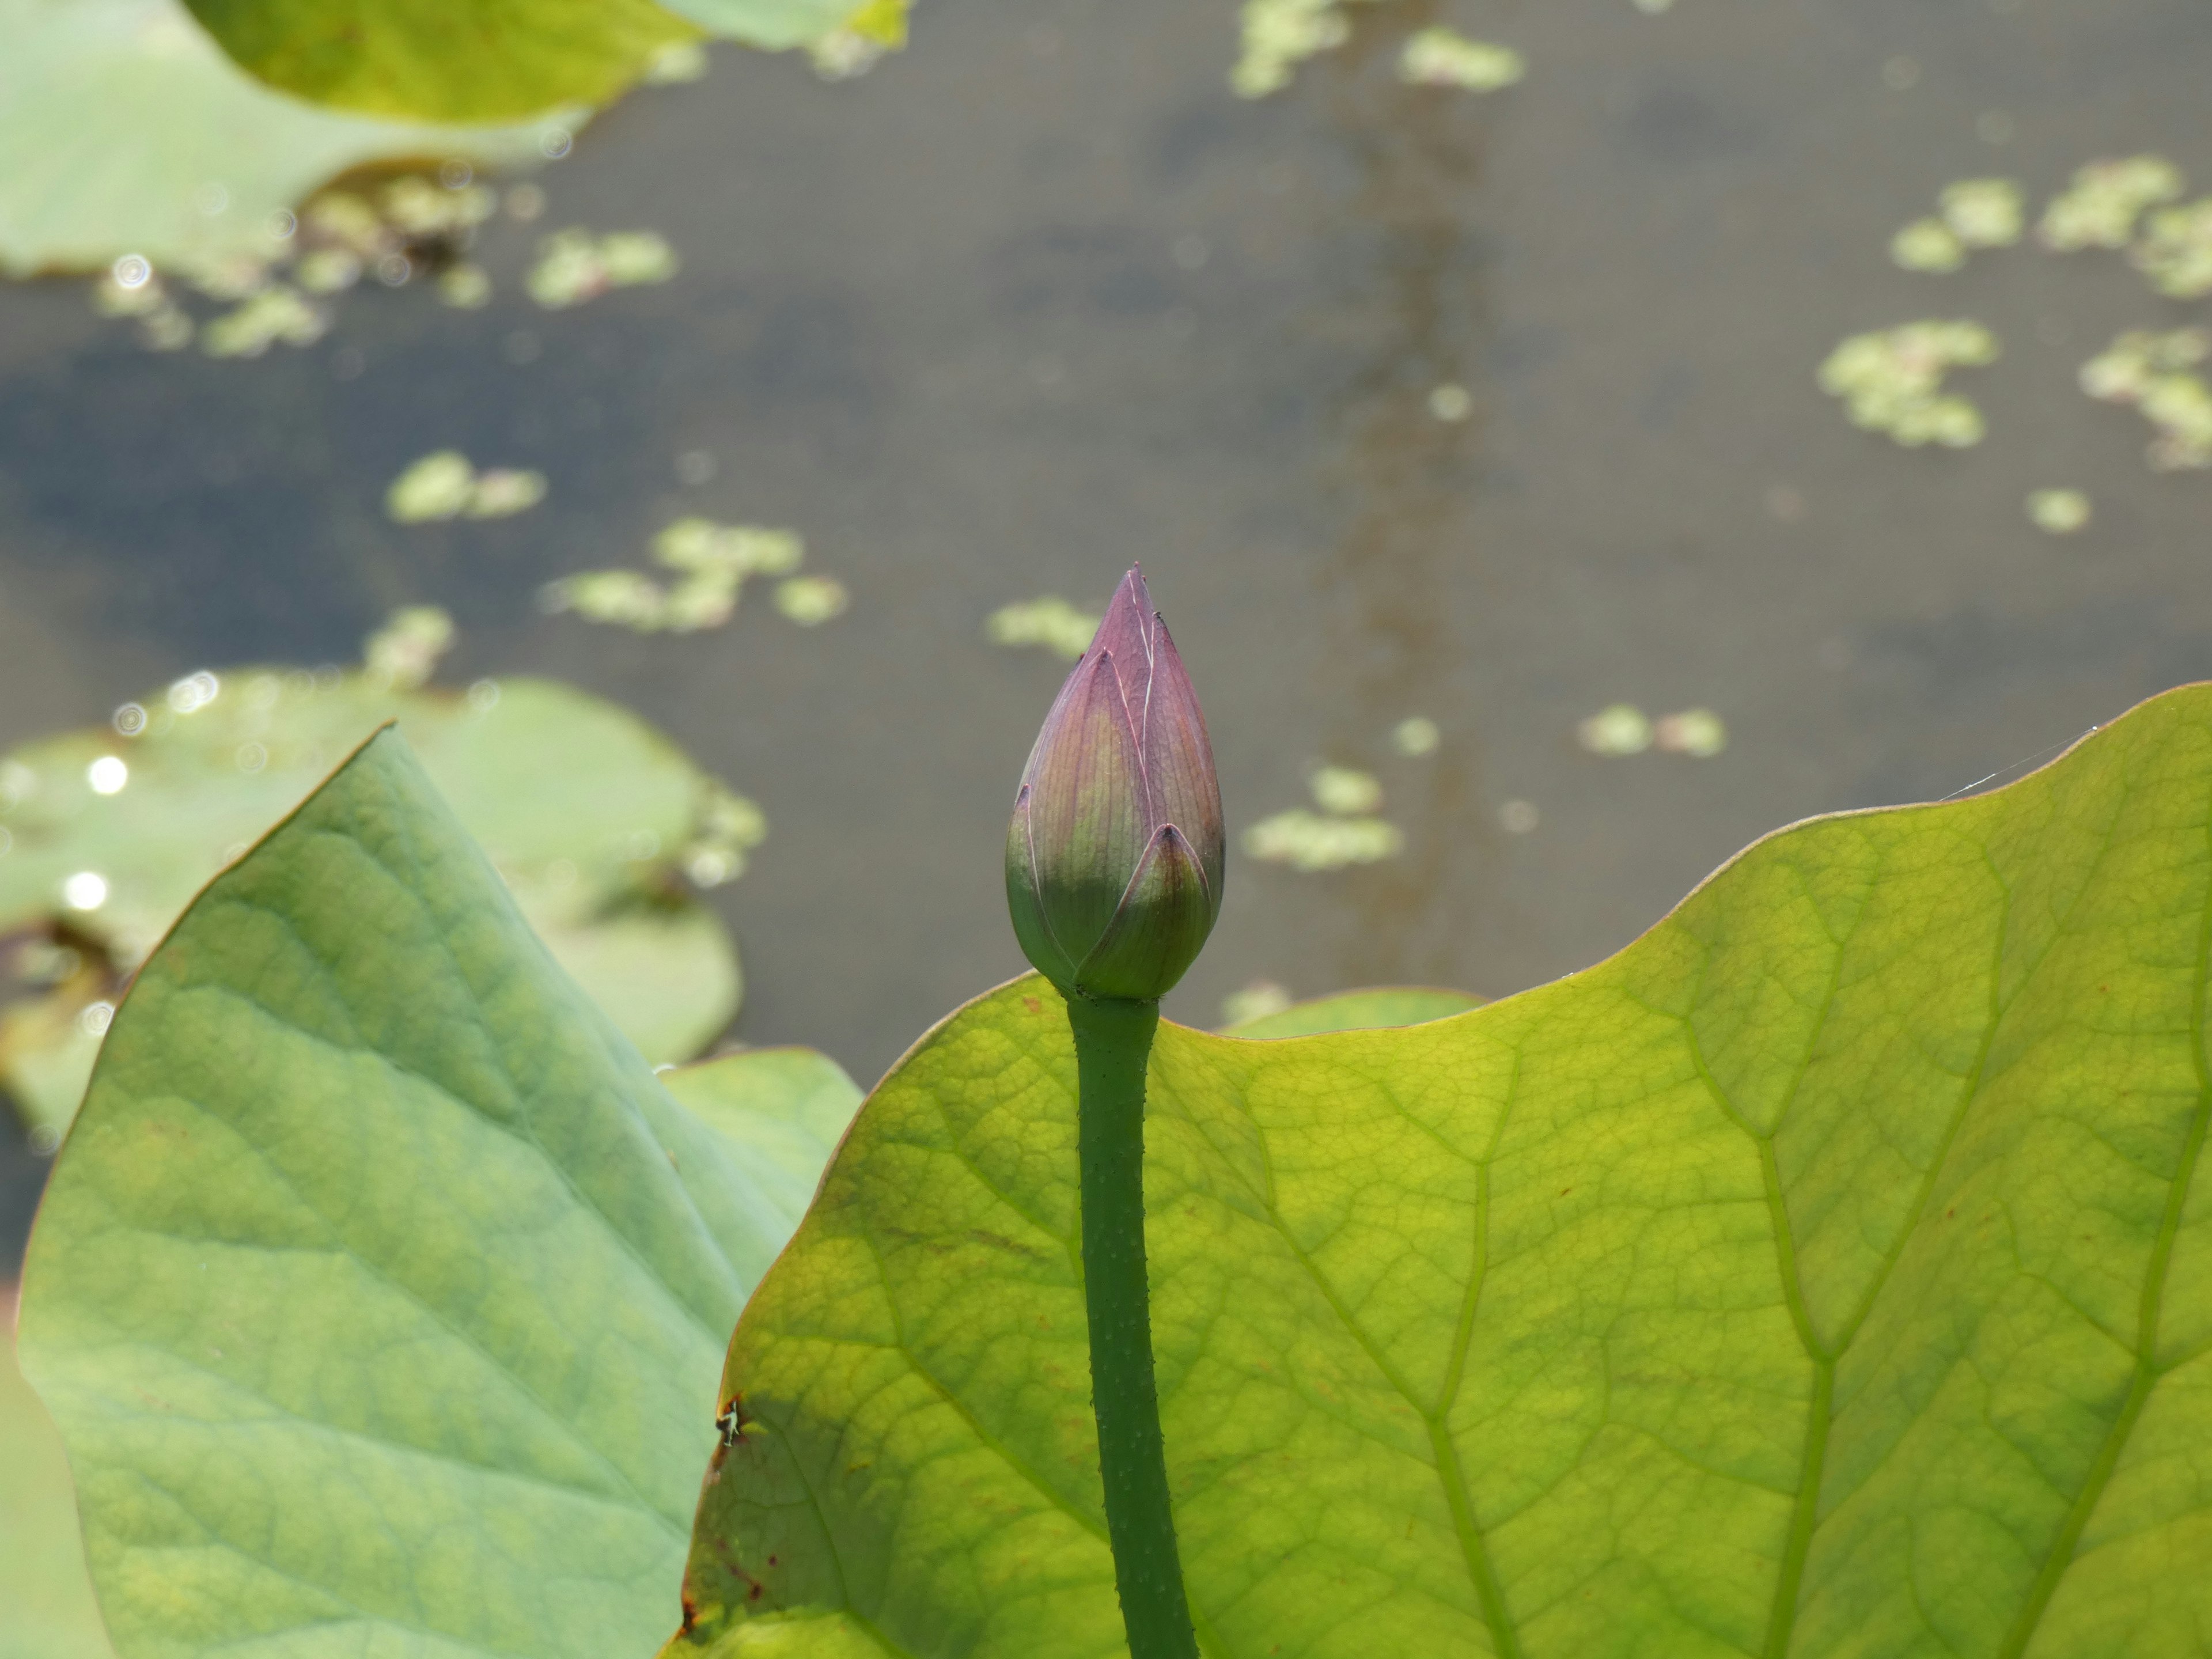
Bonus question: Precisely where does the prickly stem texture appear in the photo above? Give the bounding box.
[1066,993,1199,1659]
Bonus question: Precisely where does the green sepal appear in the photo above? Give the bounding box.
[1071,824,1213,1000]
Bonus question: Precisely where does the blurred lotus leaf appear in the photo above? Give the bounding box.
[0,0,567,276]
[660,0,876,51]
[182,0,694,122]
[0,669,763,1138]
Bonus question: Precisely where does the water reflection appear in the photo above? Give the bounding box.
[1312,0,1491,990]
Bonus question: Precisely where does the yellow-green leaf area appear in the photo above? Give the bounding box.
[182,0,694,122]
[678,682,2212,1657]
[17,732,847,1659]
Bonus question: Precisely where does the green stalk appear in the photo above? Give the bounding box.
[1065,992,1200,1659]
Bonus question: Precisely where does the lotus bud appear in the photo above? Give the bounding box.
[1006,566,1225,1001]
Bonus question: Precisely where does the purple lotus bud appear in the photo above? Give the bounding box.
[1006,566,1225,1001]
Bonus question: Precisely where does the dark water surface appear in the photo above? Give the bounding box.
[3,0,2210,1262]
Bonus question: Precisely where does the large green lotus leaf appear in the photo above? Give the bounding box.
[0,0,566,276]
[0,1306,112,1659]
[0,670,744,1135]
[181,0,691,123]
[1220,983,1483,1038]
[16,731,847,1659]
[673,681,2212,1658]
[656,0,854,50]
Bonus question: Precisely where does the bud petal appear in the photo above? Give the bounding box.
[1092,567,1160,742]
[1073,824,1215,1000]
[1005,786,1078,986]
[1138,618,1224,915]
[1021,647,1149,965]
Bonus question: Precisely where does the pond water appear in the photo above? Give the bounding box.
[3,0,2210,1270]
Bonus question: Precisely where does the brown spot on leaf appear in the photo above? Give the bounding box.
[1022,996,1042,1014]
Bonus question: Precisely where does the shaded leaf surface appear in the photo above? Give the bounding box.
[676,684,2212,1658]
[183,0,691,122]
[17,732,847,1659]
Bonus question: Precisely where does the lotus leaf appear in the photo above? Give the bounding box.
[673,683,2212,1658]
[0,0,562,275]
[18,732,858,1659]
[181,0,692,123]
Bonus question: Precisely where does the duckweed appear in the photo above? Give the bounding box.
[774,575,850,625]
[1577,703,1652,756]
[1308,766,1383,815]
[1245,763,1403,872]
[199,284,328,357]
[2132,198,2212,300]
[385,452,548,522]
[2080,328,2212,471]
[986,597,1100,660]
[1243,809,1404,871]
[542,518,822,632]
[2025,489,2092,533]
[1397,29,1525,91]
[1940,179,2025,248]
[2037,155,2186,251]
[527,228,678,308]
[363,607,456,691]
[1891,218,1965,274]
[1817,320,1998,448]
[1232,0,1361,99]
[1391,716,1440,757]
[1654,709,1727,757]
[438,263,493,308]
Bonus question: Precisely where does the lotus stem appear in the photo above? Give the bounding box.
[1066,991,1199,1659]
